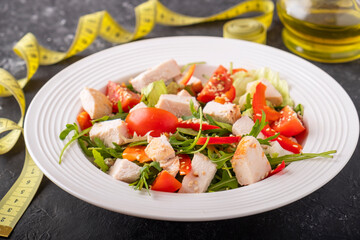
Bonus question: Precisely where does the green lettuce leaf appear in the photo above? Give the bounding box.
[141,80,167,107]
[232,67,294,108]
[232,71,255,102]
[252,67,294,107]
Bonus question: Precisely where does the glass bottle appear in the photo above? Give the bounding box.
[277,0,360,63]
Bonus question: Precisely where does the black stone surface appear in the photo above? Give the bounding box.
[1,0,359,239]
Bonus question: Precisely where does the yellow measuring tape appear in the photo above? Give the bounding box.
[0,0,273,237]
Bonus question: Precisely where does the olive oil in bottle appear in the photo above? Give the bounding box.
[277,0,360,63]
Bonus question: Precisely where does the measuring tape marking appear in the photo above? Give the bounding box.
[0,150,43,237]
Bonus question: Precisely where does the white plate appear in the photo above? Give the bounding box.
[24,36,359,221]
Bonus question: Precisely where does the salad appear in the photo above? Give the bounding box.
[59,59,335,193]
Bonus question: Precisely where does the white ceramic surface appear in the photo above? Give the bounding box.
[24,36,359,221]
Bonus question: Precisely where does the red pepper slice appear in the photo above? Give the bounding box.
[178,120,220,131]
[178,154,192,175]
[232,68,248,74]
[180,64,196,85]
[215,85,236,104]
[196,136,241,145]
[268,161,285,177]
[253,82,281,122]
[262,125,302,154]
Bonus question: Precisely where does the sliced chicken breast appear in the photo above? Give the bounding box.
[89,119,129,148]
[265,141,293,158]
[177,89,192,97]
[231,136,271,185]
[178,153,217,193]
[155,94,199,118]
[108,158,141,183]
[247,80,283,106]
[203,101,241,124]
[80,87,112,119]
[129,102,147,112]
[145,135,175,162]
[130,59,181,92]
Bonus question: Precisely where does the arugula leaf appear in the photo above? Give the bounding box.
[59,124,78,140]
[126,83,136,92]
[177,127,199,136]
[267,150,336,167]
[189,99,200,119]
[205,115,232,133]
[92,149,109,172]
[207,147,234,169]
[247,112,267,138]
[92,137,123,158]
[294,103,304,116]
[184,85,195,96]
[117,101,123,114]
[181,106,204,152]
[203,128,230,137]
[59,123,92,163]
[257,133,280,146]
[129,161,162,194]
[128,140,148,147]
[78,137,93,157]
[91,112,128,125]
[208,170,238,192]
[141,80,167,107]
[91,115,110,124]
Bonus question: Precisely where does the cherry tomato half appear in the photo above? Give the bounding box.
[77,111,92,131]
[106,81,141,113]
[125,108,178,137]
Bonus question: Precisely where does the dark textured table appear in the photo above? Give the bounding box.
[1,0,359,239]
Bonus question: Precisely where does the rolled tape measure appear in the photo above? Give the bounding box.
[0,0,273,237]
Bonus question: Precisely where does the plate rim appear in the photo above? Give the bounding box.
[24,36,359,221]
